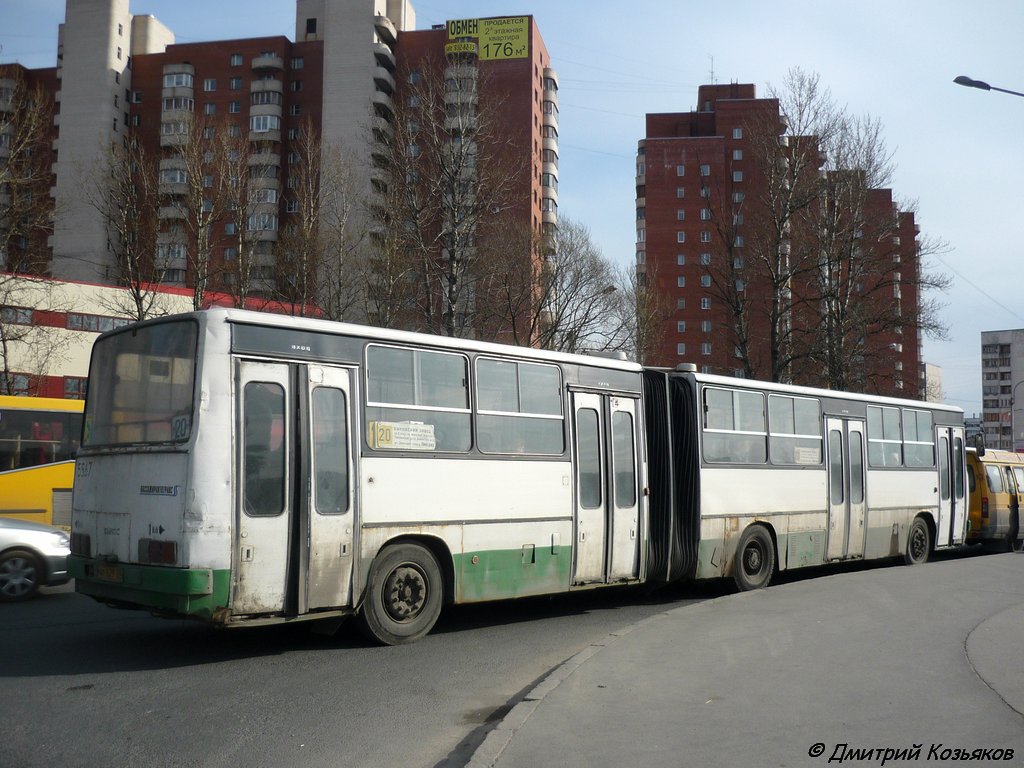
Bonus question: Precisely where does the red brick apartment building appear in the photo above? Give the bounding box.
[1,1,556,319]
[636,83,921,397]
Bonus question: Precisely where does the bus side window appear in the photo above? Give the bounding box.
[243,382,286,517]
[985,465,1003,493]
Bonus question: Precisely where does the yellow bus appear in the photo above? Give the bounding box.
[0,395,84,530]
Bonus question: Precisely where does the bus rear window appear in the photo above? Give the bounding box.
[84,320,199,447]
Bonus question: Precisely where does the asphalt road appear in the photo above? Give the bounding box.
[1,579,711,768]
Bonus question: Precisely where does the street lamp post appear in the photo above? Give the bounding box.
[954,75,1024,99]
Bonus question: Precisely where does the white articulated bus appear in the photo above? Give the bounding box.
[70,310,966,643]
[641,367,968,590]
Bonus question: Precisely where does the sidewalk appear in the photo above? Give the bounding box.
[469,553,1024,768]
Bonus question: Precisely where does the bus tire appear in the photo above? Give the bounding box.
[358,542,443,646]
[904,516,931,565]
[0,549,42,602]
[734,526,774,591]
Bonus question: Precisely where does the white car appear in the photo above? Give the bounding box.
[0,517,71,601]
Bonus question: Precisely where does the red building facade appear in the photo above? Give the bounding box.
[637,83,921,398]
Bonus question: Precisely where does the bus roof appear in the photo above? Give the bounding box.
[117,308,646,374]
[676,369,964,415]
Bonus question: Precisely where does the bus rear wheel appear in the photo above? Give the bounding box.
[734,526,774,591]
[904,516,931,565]
[358,542,443,646]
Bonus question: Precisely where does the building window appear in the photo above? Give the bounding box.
[677,321,686,333]
[229,101,241,113]
[676,164,685,176]
[700,275,712,288]
[700,208,711,221]
[677,254,685,265]
[677,276,686,288]
[732,127,743,139]
[735,279,746,291]
[163,72,193,88]
[636,162,645,176]
[676,343,686,356]
[203,78,216,91]
[700,252,711,265]
[224,247,237,261]
[132,91,142,103]
[230,53,243,66]
[228,124,241,137]
[676,232,685,243]
[289,104,302,116]
[225,222,237,235]
[159,168,187,184]
[306,17,317,35]
[636,228,645,243]
[204,103,216,115]
[250,115,281,132]
[732,149,743,160]
[676,187,685,199]
[676,299,686,310]
[702,320,712,333]
[700,164,710,176]
[701,343,712,356]
[291,57,304,69]
[701,298,711,310]
[732,171,743,182]
[286,199,299,213]
[117,47,122,60]
[230,77,242,90]
[162,97,194,111]
[291,80,303,92]
[700,231,711,243]
[733,192,745,203]
[0,307,33,325]
[676,209,685,221]
[734,235,745,247]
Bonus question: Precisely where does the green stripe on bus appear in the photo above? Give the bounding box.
[70,556,231,620]
[453,546,573,602]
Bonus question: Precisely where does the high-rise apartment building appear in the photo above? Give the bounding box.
[636,83,921,397]
[980,329,1024,451]
[2,1,555,327]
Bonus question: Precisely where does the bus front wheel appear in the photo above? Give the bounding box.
[358,542,444,646]
[904,516,931,565]
[734,526,774,591]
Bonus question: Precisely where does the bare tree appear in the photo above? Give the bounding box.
[481,216,627,353]
[744,67,844,382]
[275,118,362,319]
[86,137,166,320]
[0,277,73,396]
[614,260,672,364]
[374,57,527,337]
[0,70,53,276]
[160,113,231,310]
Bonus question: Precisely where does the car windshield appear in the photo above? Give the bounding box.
[83,319,199,448]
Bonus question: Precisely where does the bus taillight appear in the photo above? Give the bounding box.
[138,539,178,565]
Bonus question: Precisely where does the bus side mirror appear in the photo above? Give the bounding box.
[972,433,986,457]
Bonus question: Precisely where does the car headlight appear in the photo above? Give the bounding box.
[55,532,70,548]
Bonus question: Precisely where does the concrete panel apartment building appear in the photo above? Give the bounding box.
[1,0,557,396]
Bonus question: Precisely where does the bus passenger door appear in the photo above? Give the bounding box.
[936,427,966,546]
[305,365,356,610]
[571,392,641,584]
[825,418,866,560]
[235,360,293,615]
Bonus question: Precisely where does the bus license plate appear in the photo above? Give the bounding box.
[97,564,123,582]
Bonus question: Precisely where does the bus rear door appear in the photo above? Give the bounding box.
[571,392,641,584]
[234,360,355,617]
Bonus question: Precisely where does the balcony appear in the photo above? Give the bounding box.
[372,90,394,119]
[252,54,284,72]
[374,14,397,46]
[249,101,282,119]
[250,78,283,95]
[372,42,396,71]
[158,205,185,220]
[248,129,280,144]
[374,65,395,95]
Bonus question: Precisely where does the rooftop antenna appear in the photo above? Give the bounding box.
[708,55,715,84]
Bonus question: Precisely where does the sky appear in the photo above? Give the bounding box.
[3,0,1023,415]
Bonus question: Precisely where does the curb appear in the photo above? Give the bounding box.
[463,612,671,768]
